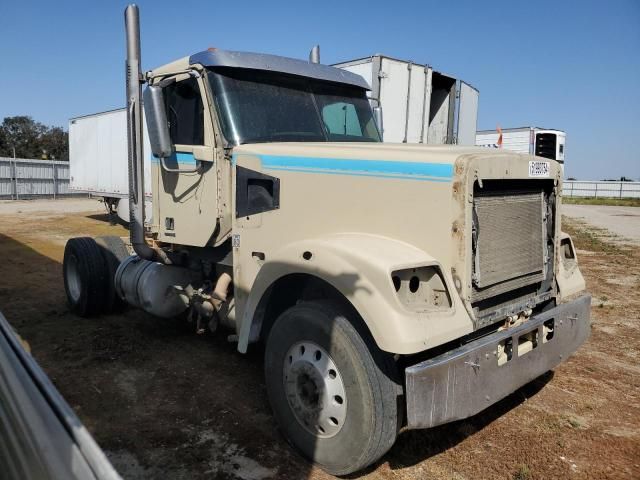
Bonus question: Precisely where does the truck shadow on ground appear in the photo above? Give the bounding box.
[355,370,554,476]
[85,212,128,227]
[0,232,314,479]
[0,231,556,479]
[0,233,68,330]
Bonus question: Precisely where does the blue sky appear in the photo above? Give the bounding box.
[0,0,638,180]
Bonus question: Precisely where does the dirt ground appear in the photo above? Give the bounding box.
[0,199,638,480]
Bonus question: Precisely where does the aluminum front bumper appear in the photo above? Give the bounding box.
[405,294,591,429]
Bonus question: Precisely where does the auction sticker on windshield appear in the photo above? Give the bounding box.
[529,160,550,177]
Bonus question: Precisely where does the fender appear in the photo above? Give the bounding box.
[557,232,586,300]
[237,233,473,355]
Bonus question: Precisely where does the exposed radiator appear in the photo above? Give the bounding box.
[472,191,545,302]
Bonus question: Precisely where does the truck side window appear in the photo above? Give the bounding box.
[322,102,363,137]
[164,77,205,146]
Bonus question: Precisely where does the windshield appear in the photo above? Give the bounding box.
[207,68,380,145]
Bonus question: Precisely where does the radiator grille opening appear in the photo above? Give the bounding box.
[471,180,555,318]
[472,190,545,302]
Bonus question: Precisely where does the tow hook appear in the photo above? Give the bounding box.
[500,308,534,331]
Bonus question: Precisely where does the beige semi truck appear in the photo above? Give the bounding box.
[62,5,591,475]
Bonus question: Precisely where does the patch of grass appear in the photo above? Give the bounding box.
[537,415,565,434]
[567,418,583,429]
[513,464,531,480]
[563,197,640,207]
[553,413,587,430]
[562,217,622,254]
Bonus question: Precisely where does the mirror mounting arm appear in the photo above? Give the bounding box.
[158,157,202,174]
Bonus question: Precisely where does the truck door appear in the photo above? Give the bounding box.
[455,81,479,146]
[152,72,222,247]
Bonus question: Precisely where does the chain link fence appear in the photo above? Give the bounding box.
[564,181,640,199]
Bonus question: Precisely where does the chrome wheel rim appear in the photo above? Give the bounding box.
[66,255,82,303]
[283,341,347,438]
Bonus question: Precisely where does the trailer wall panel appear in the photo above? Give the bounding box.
[69,109,151,198]
[339,60,374,91]
[476,130,532,154]
[333,55,474,145]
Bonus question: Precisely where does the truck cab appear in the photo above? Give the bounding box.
[143,49,379,249]
[62,5,590,476]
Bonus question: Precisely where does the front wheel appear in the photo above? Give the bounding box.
[264,301,400,476]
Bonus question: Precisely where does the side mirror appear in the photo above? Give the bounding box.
[143,85,173,158]
[373,106,383,140]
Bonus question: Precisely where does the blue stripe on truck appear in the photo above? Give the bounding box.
[150,152,197,165]
[258,155,453,182]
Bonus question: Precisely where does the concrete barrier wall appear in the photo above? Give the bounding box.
[0,157,76,199]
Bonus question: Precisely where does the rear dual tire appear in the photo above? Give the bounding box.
[95,236,129,313]
[63,236,129,316]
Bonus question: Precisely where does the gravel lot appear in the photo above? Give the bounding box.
[0,198,638,479]
[0,197,105,215]
[562,204,640,245]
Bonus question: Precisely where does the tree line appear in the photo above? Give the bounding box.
[0,116,69,161]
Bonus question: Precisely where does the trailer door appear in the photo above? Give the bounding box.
[455,81,479,145]
[378,57,412,142]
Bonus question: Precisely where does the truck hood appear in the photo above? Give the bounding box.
[232,140,563,336]
[232,142,525,179]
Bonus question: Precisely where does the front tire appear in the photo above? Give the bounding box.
[63,237,109,317]
[264,301,400,475]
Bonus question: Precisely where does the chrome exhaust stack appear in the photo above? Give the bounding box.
[309,45,320,64]
[124,4,154,261]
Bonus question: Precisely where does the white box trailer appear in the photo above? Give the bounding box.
[69,108,152,222]
[476,127,566,163]
[333,55,479,145]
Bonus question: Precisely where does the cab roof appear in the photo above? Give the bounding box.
[147,49,371,91]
